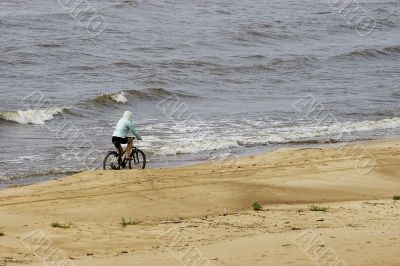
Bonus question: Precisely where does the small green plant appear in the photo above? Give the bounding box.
[252,202,262,211]
[121,217,141,227]
[393,195,400,200]
[0,232,4,236]
[51,222,71,229]
[309,205,329,212]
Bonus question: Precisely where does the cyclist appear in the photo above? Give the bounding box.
[112,111,142,163]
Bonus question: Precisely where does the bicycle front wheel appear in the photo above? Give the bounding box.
[129,149,146,169]
[103,151,120,170]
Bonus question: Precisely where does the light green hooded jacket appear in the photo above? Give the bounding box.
[112,112,142,140]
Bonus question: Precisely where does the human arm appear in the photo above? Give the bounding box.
[128,122,142,140]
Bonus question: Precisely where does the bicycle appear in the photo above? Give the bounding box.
[103,137,146,170]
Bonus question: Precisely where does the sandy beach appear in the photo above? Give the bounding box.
[1,138,400,266]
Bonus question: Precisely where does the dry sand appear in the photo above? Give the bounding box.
[0,139,400,265]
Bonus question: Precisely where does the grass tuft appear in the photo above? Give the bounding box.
[393,195,400,200]
[51,222,71,229]
[121,217,141,228]
[252,202,263,211]
[309,205,329,212]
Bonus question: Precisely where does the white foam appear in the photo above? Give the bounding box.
[333,117,400,133]
[238,117,400,146]
[141,116,400,156]
[141,136,240,156]
[0,107,64,125]
[110,92,127,103]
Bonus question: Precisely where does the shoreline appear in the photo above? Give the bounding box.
[0,136,392,190]
[0,138,399,265]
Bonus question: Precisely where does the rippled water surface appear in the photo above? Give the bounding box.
[1,0,400,184]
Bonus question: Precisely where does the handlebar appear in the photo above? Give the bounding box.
[128,137,142,140]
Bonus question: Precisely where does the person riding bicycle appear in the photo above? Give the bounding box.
[112,111,142,163]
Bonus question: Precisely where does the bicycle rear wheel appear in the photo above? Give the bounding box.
[128,149,146,169]
[103,151,121,170]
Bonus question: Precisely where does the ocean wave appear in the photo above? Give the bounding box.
[155,60,221,69]
[375,18,398,29]
[146,137,239,157]
[146,116,400,156]
[88,91,128,106]
[36,43,65,48]
[208,55,318,74]
[126,87,197,98]
[113,61,142,68]
[0,107,67,125]
[335,45,400,60]
[235,22,301,42]
[329,16,397,34]
[269,55,318,70]
[84,88,198,107]
[111,0,144,9]
[330,117,400,133]
[237,117,400,147]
